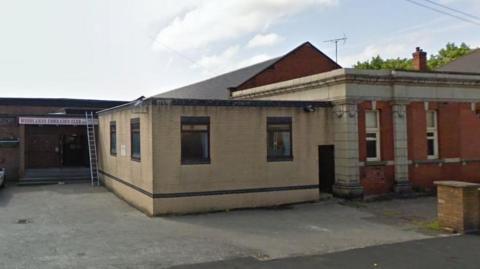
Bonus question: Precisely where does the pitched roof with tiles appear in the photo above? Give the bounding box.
[154,42,340,100]
[154,58,279,100]
[436,48,480,74]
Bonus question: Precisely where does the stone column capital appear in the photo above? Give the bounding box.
[392,103,408,118]
[332,101,358,118]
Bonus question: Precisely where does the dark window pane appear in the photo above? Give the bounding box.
[131,131,140,159]
[110,123,116,155]
[131,119,140,160]
[110,132,116,154]
[268,124,290,131]
[267,127,292,159]
[427,138,435,156]
[366,140,377,159]
[182,124,208,131]
[181,130,209,163]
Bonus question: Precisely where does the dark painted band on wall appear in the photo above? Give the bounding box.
[100,170,154,198]
[99,170,319,199]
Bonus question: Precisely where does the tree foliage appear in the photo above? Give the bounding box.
[354,43,472,71]
[428,43,471,70]
[354,56,413,71]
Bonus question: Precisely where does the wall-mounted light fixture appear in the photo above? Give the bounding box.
[303,105,316,113]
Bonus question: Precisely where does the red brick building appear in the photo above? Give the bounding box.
[0,98,125,182]
[231,44,480,197]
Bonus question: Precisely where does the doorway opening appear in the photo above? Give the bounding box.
[61,134,89,167]
[26,126,88,169]
[318,145,335,193]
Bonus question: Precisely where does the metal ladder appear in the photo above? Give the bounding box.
[85,112,99,186]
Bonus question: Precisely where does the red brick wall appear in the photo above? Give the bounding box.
[407,102,480,191]
[407,102,427,160]
[358,101,480,195]
[0,105,75,180]
[358,101,395,195]
[459,104,480,158]
[235,43,340,91]
[0,117,20,179]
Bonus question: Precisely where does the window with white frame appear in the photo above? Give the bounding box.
[426,110,439,159]
[366,110,381,161]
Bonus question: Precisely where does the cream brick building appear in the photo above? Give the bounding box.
[97,43,480,215]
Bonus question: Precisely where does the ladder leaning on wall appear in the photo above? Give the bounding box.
[85,112,100,186]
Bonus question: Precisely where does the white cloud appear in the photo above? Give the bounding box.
[191,46,273,77]
[247,33,284,48]
[153,0,337,52]
[192,46,241,75]
[340,43,411,67]
[339,15,480,68]
[237,54,272,68]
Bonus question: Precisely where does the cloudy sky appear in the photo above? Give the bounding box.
[0,0,479,101]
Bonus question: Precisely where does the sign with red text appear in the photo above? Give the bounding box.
[18,117,98,126]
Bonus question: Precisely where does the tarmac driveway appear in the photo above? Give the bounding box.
[0,184,442,269]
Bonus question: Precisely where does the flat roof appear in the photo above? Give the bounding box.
[0,97,127,108]
[98,98,332,115]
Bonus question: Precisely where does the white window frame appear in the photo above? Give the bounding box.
[426,110,439,159]
[366,110,381,162]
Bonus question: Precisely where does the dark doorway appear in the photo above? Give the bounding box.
[318,145,335,193]
[26,126,88,169]
[27,132,61,168]
[62,134,88,167]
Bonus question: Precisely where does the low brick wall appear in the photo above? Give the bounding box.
[435,181,480,233]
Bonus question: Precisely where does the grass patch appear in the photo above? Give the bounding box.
[411,219,442,232]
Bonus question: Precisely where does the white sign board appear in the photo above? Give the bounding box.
[18,117,98,126]
[120,145,127,156]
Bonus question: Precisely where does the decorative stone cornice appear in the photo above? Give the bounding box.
[231,73,347,100]
[231,68,480,101]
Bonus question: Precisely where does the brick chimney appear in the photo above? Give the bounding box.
[412,47,428,71]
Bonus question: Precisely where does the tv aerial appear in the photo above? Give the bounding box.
[324,34,347,64]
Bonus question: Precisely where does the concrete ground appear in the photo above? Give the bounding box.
[167,235,480,269]
[0,184,443,269]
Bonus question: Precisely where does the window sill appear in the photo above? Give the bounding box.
[365,161,387,166]
[413,159,444,165]
[110,153,117,157]
[131,157,141,162]
[267,156,294,162]
[464,159,480,164]
[182,159,211,165]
